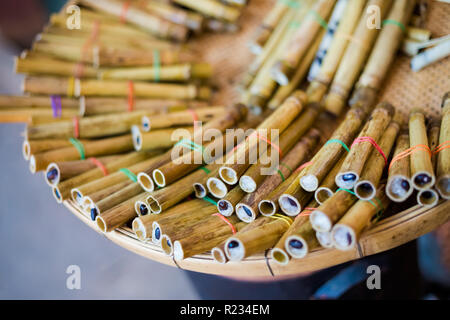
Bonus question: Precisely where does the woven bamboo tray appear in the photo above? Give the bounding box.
[64,0,450,278]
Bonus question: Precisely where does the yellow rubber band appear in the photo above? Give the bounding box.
[269,214,293,227]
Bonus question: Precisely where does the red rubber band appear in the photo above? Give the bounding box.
[295,161,313,173]
[388,144,432,171]
[434,140,450,154]
[128,81,134,112]
[73,116,80,138]
[79,20,100,73]
[212,213,236,234]
[120,1,131,23]
[250,131,282,156]
[352,136,387,166]
[187,109,199,130]
[89,157,108,176]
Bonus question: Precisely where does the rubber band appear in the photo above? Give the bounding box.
[175,139,204,153]
[269,214,293,227]
[308,9,328,30]
[153,49,161,82]
[297,207,317,218]
[119,168,137,183]
[186,109,199,130]
[67,77,75,97]
[295,161,313,172]
[72,116,80,138]
[337,188,357,197]
[212,213,236,234]
[89,157,108,176]
[434,141,450,154]
[382,19,406,33]
[203,196,217,206]
[69,138,85,160]
[388,144,432,171]
[277,169,286,182]
[50,95,62,118]
[126,80,134,112]
[120,1,131,23]
[77,20,100,76]
[279,0,302,9]
[279,162,293,174]
[250,131,282,156]
[351,137,387,166]
[325,139,350,153]
[335,32,369,51]
[200,166,211,174]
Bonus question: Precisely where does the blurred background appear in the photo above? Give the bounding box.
[0,0,448,300]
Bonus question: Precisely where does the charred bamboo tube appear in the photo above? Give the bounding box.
[354,119,400,200]
[23,77,211,100]
[331,186,389,251]
[23,138,88,160]
[29,134,135,173]
[258,172,299,217]
[132,126,194,151]
[52,151,154,202]
[386,133,413,202]
[307,0,366,103]
[409,109,435,190]
[100,63,212,82]
[216,186,246,216]
[271,0,336,85]
[324,0,393,115]
[314,156,345,205]
[335,103,394,190]
[172,0,241,23]
[436,93,450,199]
[80,0,188,41]
[219,91,307,186]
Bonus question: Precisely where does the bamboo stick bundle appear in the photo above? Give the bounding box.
[386,132,413,202]
[23,138,88,160]
[45,154,123,186]
[100,63,212,82]
[29,134,136,174]
[132,126,194,151]
[23,77,211,100]
[409,109,435,190]
[219,91,307,186]
[172,0,242,23]
[258,172,299,217]
[236,129,320,222]
[314,155,345,205]
[324,0,393,116]
[216,185,245,216]
[52,151,155,202]
[306,0,366,104]
[270,0,337,86]
[331,186,390,251]
[80,0,189,41]
[436,93,450,200]
[335,102,394,190]
[354,119,401,200]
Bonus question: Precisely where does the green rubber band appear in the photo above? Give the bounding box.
[200,166,211,174]
[277,169,286,182]
[203,196,217,206]
[69,138,85,160]
[279,162,293,174]
[325,139,350,153]
[175,139,204,153]
[119,168,137,183]
[279,0,302,9]
[371,197,384,222]
[337,188,357,197]
[309,9,328,30]
[289,20,303,29]
[153,49,160,82]
[382,19,406,33]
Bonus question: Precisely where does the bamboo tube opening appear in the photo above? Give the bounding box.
[152,169,166,187]
[22,140,31,160]
[134,200,150,216]
[224,237,245,261]
[89,204,100,222]
[258,200,276,216]
[161,235,174,256]
[52,186,63,204]
[412,171,435,190]
[235,203,255,223]
[82,196,94,213]
[331,224,355,251]
[212,247,227,264]
[193,183,207,198]
[354,181,376,200]
[271,248,289,266]
[310,210,332,232]
[239,175,257,193]
[71,188,84,205]
[335,172,359,189]
[206,177,228,198]
[137,172,155,192]
[79,96,86,116]
[132,218,147,241]
[147,196,162,214]
[300,174,319,192]
[152,222,162,244]
[217,199,234,216]
[29,155,37,174]
[270,62,289,86]
[316,231,333,248]
[315,187,333,205]
[131,125,143,150]
[436,176,450,200]
[173,240,184,261]
[285,235,308,259]
[279,194,301,216]
[142,116,151,132]
[219,167,238,185]
[95,216,107,233]
[386,175,413,202]
[417,189,439,207]
[45,163,60,186]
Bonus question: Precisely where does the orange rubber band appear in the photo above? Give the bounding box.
[250,131,282,156]
[187,109,199,130]
[89,157,108,176]
[352,136,387,166]
[388,144,432,171]
[73,116,80,138]
[434,140,450,154]
[296,207,317,219]
[212,213,236,234]
[79,20,100,73]
[295,161,313,173]
[127,81,134,112]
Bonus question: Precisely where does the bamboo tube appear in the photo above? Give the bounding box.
[52,151,154,202]
[206,177,231,199]
[436,93,450,200]
[224,216,292,261]
[219,91,307,186]
[23,77,211,100]
[331,186,390,251]
[0,95,78,110]
[427,119,441,171]
[30,134,136,174]
[314,155,345,205]
[83,180,133,216]
[236,129,320,222]
[23,138,88,160]
[354,119,400,200]
[80,0,188,41]
[172,0,241,23]
[45,154,122,186]
[324,0,393,115]
[132,126,194,151]
[211,243,228,264]
[409,109,435,190]
[306,0,366,103]
[411,38,450,72]
[258,172,298,217]
[271,0,336,85]
[417,189,439,207]
[0,109,74,124]
[335,103,394,190]
[216,185,245,216]
[316,230,334,248]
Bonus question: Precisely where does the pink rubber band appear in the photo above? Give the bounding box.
[351,136,387,166]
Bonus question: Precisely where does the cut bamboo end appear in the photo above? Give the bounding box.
[310,210,332,232]
[239,175,257,193]
[81,196,94,213]
[278,194,301,216]
[235,203,256,223]
[217,199,234,217]
[45,163,61,187]
[335,172,359,190]
[193,183,207,198]
[354,180,376,201]
[258,200,276,216]
[131,125,142,150]
[141,116,151,132]
[95,216,107,233]
[316,231,333,248]
[270,61,291,86]
[206,177,228,198]
[285,235,308,259]
[29,155,37,174]
[219,167,238,185]
[22,140,31,160]
[71,188,84,206]
[300,174,319,192]
[436,176,450,200]
[132,218,148,241]
[52,186,63,204]
[315,187,334,205]
[152,169,166,188]
[386,175,414,202]
[134,200,150,216]
[324,92,346,116]
[331,224,356,251]
[417,189,439,208]
[173,240,184,261]
[271,248,290,266]
[146,195,162,214]
[137,172,155,192]
[152,222,163,245]
[224,237,245,261]
[211,247,228,264]
[412,171,436,191]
